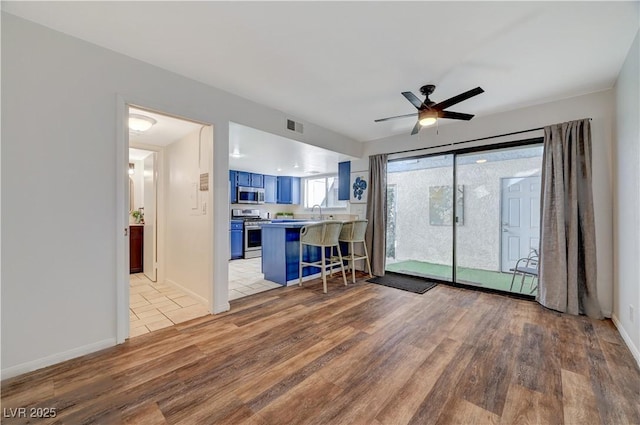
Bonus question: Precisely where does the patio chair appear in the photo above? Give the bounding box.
[509,249,539,294]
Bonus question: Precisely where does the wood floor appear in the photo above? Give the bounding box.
[2,274,639,425]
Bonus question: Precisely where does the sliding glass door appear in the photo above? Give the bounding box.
[385,154,454,282]
[455,145,543,295]
[386,142,543,296]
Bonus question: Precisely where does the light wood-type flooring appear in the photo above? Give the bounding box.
[2,274,639,424]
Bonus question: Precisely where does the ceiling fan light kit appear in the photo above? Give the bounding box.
[376,84,484,135]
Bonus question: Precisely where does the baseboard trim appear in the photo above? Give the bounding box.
[165,278,209,308]
[213,301,230,314]
[611,314,640,368]
[1,338,116,381]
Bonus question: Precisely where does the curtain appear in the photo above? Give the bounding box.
[538,118,602,319]
[366,153,388,276]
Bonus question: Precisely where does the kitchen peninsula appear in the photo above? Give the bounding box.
[261,220,325,285]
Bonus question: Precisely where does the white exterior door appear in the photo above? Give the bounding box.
[143,152,157,282]
[500,176,541,272]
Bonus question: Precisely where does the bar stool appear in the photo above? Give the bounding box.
[299,221,347,293]
[338,220,373,283]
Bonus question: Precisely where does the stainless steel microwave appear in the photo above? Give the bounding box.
[237,186,265,204]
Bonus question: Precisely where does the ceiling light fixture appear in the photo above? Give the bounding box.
[476,159,487,164]
[418,110,437,127]
[128,114,157,132]
[229,147,245,158]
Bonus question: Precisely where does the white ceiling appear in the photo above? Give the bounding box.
[128,106,204,147]
[127,105,351,175]
[229,122,354,177]
[4,1,638,143]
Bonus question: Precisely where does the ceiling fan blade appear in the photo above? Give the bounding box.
[410,121,421,135]
[439,110,475,121]
[402,91,425,109]
[432,87,484,111]
[374,112,418,123]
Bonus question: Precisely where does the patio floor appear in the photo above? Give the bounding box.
[385,260,537,296]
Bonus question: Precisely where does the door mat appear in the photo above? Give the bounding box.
[368,272,438,294]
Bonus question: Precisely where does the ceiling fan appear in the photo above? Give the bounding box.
[375,84,484,135]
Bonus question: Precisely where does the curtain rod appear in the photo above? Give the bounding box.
[391,118,592,156]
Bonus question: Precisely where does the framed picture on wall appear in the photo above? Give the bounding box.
[350,172,368,204]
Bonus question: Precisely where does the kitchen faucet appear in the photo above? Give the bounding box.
[311,204,323,221]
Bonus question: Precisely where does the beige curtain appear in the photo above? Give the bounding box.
[539,119,602,319]
[366,154,388,276]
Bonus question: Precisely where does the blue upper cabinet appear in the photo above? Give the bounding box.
[292,177,300,204]
[250,173,264,188]
[264,175,277,203]
[236,171,251,187]
[229,170,238,203]
[237,171,263,188]
[277,176,301,204]
[338,161,351,200]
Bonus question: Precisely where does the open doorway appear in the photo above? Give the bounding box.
[126,106,214,338]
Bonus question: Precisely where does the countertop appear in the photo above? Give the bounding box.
[262,220,346,229]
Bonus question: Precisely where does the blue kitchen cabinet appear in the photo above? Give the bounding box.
[264,174,277,203]
[236,171,251,187]
[338,161,351,200]
[229,170,238,203]
[250,173,264,188]
[230,220,244,259]
[236,171,263,188]
[277,176,301,204]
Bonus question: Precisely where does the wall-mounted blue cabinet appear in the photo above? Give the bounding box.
[277,176,301,204]
[229,170,238,203]
[264,174,277,203]
[250,173,263,188]
[236,171,263,188]
[230,169,298,204]
[338,161,351,200]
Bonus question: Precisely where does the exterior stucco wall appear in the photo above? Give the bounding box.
[388,154,542,272]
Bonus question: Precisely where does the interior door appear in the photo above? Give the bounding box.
[143,152,157,281]
[500,176,541,272]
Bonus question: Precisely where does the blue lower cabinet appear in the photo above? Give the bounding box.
[262,224,341,285]
[230,221,243,260]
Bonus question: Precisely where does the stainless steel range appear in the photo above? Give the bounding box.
[231,209,271,259]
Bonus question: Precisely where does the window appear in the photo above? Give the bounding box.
[303,175,347,209]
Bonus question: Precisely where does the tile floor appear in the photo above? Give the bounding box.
[129,274,209,338]
[228,257,282,301]
[129,258,283,337]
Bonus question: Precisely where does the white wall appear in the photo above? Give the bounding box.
[165,127,212,304]
[613,30,640,364]
[0,13,362,378]
[364,89,616,317]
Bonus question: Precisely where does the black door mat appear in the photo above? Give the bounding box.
[367,272,438,294]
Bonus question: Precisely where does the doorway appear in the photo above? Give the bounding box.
[500,176,541,272]
[125,105,214,338]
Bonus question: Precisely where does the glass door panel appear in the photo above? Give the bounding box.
[386,154,454,282]
[454,145,543,295]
